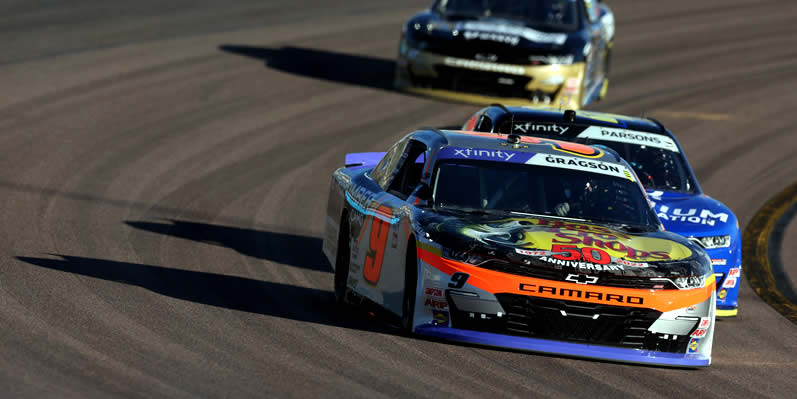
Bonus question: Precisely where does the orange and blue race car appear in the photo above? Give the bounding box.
[395,0,614,109]
[464,106,742,317]
[323,129,716,367]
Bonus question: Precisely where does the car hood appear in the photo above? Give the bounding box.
[647,190,738,238]
[417,212,711,278]
[407,12,584,53]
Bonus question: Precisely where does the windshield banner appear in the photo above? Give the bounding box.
[438,147,635,181]
[578,127,680,153]
[525,153,636,181]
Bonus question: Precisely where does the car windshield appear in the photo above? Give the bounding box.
[432,160,661,229]
[576,139,697,194]
[436,0,580,31]
[498,120,699,193]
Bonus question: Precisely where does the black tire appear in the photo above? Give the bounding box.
[334,213,350,305]
[401,239,418,334]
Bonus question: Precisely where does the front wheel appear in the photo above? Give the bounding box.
[401,240,418,334]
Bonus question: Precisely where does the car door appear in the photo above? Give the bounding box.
[351,138,429,316]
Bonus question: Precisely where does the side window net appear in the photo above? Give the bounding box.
[387,140,428,200]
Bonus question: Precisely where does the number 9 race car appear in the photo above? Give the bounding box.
[322,128,717,367]
[395,0,614,109]
[463,106,742,317]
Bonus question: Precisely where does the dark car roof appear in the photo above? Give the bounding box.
[432,129,626,164]
[483,106,671,137]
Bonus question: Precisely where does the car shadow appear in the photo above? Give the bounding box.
[15,254,389,333]
[218,45,396,91]
[124,219,331,273]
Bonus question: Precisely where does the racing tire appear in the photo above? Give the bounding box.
[334,213,350,306]
[401,239,418,334]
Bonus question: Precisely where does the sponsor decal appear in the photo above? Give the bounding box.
[432,310,450,326]
[459,22,568,45]
[540,256,625,271]
[424,297,448,310]
[423,264,442,283]
[513,122,570,135]
[688,338,700,353]
[520,283,644,305]
[728,268,741,277]
[474,53,498,62]
[564,77,580,94]
[616,258,649,268]
[656,206,729,226]
[444,57,525,75]
[711,258,727,266]
[453,148,517,161]
[601,11,615,41]
[424,287,444,297]
[691,328,708,338]
[699,317,711,329]
[577,127,680,153]
[463,30,519,46]
[525,153,635,181]
[718,289,727,300]
[529,55,574,66]
[458,131,602,158]
[461,218,692,263]
[687,305,698,313]
[515,248,546,257]
[723,277,737,288]
[565,274,598,285]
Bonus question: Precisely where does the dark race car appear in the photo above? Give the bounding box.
[323,129,716,367]
[464,106,742,317]
[395,0,614,109]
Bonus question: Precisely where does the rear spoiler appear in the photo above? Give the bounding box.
[344,152,386,168]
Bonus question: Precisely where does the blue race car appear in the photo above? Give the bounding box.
[464,106,741,316]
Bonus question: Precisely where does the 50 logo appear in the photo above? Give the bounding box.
[551,244,611,265]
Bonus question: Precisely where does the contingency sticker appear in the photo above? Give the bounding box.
[578,127,680,153]
[525,153,635,181]
[688,338,700,353]
[458,22,568,45]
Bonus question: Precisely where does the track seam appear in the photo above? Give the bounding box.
[742,182,797,324]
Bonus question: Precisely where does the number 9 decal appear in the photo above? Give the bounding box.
[448,272,470,289]
[363,205,393,284]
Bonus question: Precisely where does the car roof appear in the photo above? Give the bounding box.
[484,106,670,136]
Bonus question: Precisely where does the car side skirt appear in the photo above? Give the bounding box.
[415,325,711,368]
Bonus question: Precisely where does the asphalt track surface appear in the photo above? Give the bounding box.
[1,0,796,397]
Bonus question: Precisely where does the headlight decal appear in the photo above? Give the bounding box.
[690,235,731,249]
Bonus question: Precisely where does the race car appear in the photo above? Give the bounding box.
[395,0,614,109]
[464,106,741,316]
[322,129,716,367]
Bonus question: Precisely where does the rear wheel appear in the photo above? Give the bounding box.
[334,214,350,305]
[401,239,418,334]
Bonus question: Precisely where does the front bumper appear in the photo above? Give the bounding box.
[396,48,586,109]
[705,245,742,316]
[415,325,711,367]
[415,245,716,364]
